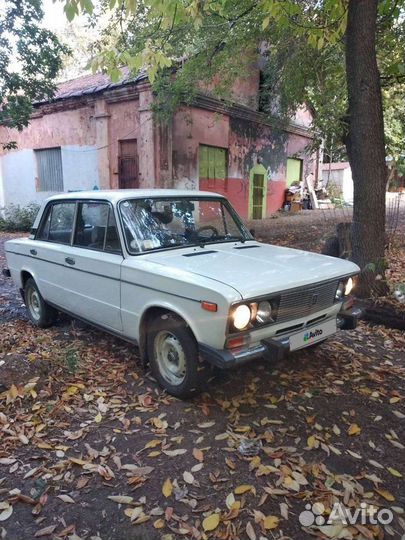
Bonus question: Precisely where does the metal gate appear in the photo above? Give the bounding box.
[118,139,139,189]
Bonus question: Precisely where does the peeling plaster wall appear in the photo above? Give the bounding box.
[198,63,261,110]
[108,99,140,188]
[171,106,316,218]
[0,106,96,152]
[0,106,99,207]
[171,107,230,191]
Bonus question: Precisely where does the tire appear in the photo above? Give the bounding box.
[147,313,203,399]
[24,277,57,328]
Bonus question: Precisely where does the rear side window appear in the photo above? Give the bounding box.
[37,202,75,244]
[74,202,121,253]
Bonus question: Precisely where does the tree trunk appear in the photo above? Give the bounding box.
[345,0,388,297]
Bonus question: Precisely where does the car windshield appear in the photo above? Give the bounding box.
[119,197,251,253]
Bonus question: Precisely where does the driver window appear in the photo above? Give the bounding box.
[74,202,121,253]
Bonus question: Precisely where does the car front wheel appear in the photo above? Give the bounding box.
[24,277,57,328]
[147,314,201,398]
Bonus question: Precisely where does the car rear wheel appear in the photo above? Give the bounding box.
[24,278,57,328]
[147,313,202,398]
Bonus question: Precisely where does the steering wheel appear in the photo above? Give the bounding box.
[196,225,219,239]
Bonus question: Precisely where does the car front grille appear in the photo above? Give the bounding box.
[276,280,339,323]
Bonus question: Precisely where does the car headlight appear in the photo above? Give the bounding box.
[233,304,251,330]
[336,277,355,301]
[256,300,273,324]
[345,277,354,296]
[335,281,345,300]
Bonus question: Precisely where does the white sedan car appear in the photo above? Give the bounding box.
[4,190,361,398]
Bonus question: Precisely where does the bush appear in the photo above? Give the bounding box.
[0,202,41,232]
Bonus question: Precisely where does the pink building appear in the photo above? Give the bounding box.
[0,69,319,219]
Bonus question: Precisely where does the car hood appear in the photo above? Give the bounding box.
[144,242,360,299]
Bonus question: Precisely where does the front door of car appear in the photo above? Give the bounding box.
[64,201,123,332]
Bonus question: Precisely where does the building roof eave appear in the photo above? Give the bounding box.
[192,93,315,139]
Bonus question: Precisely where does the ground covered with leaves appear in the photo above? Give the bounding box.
[1,221,405,540]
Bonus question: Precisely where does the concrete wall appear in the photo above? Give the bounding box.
[0,146,99,207]
[0,105,100,207]
[322,164,354,204]
[170,105,316,218]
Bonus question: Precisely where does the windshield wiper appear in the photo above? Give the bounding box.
[197,235,247,247]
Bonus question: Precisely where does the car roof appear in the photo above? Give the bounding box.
[45,189,225,203]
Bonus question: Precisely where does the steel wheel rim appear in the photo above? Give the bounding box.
[154,330,186,386]
[27,287,41,321]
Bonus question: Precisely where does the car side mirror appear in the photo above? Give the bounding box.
[249,228,255,238]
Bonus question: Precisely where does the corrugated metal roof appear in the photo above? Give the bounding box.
[36,67,147,104]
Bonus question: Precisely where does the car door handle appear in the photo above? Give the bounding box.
[65,257,75,266]
[30,249,37,256]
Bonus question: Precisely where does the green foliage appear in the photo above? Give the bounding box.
[0,0,68,148]
[0,203,40,232]
[326,181,343,202]
[67,0,404,162]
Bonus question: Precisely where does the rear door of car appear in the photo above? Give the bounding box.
[33,200,78,308]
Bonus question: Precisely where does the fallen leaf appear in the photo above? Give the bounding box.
[124,507,143,522]
[0,504,13,522]
[375,488,395,501]
[235,484,253,495]
[202,513,220,532]
[162,449,187,457]
[263,515,279,530]
[226,493,235,510]
[183,471,194,484]
[246,521,256,540]
[347,449,362,459]
[280,502,289,520]
[369,459,384,469]
[108,495,134,504]
[348,423,361,436]
[34,525,57,537]
[18,433,29,445]
[57,494,75,504]
[307,435,317,449]
[145,439,162,449]
[162,478,172,498]
[198,421,216,428]
[193,448,204,462]
[387,467,402,478]
[282,476,300,492]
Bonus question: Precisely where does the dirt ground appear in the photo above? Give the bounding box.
[1,211,405,540]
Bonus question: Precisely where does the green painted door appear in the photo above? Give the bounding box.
[248,163,267,219]
[252,174,265,219]
[286,158,302,186]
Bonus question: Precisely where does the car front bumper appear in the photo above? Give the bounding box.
[199,306,362,369]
